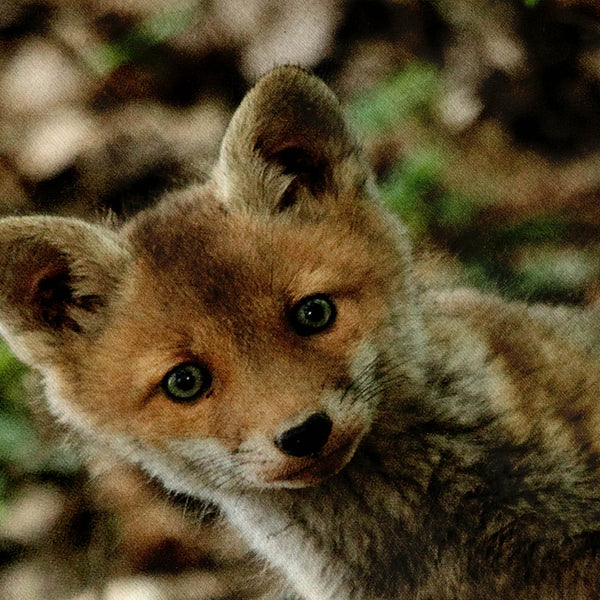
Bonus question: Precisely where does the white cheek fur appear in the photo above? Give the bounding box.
[94,433,230,499]
[42,376,99,436]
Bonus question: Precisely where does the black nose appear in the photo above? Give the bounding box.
[275,413,333,457]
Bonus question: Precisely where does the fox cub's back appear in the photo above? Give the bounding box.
[426,289,600,455]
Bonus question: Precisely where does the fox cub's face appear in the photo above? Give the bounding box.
[0,67,417,494]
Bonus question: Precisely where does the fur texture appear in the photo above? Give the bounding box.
[1,66,600,599]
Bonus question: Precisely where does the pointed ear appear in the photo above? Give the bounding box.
[0,216,130,366]
[213,65,370,217]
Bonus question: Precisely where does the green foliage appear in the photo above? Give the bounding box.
[85,0,203,76]
[380,147,480,235]
[351,63,595,304]
[350,64,439,133]
[0,342,80,514]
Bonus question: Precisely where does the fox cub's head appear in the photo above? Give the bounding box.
[0,67,422,493]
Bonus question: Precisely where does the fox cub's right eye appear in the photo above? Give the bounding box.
[162,362,212,403]
[290,295,336,336]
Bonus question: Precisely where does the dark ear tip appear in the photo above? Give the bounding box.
[243,66,348,158]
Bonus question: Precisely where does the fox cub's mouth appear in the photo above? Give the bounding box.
[267,436,361,487]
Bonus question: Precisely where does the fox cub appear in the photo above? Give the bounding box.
[1,66,600,600]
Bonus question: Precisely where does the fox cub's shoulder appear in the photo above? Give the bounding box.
[424,288,600,455]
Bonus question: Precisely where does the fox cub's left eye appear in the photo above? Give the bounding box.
[162,362,212,403]
[290,294,336,336]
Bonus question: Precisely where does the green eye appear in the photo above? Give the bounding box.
[290,294,336,336]
[162,362,211,403]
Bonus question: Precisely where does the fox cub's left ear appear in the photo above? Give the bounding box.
[0,217,129,366]
[214,65,370,218]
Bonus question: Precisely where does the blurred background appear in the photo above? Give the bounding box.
[0,0,600,598]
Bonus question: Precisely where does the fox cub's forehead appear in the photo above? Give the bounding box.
[124,197,392,321]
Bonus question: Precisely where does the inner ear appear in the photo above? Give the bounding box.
[263,145,330,210]
[268,146,322,179]
[7,241,103,335]
[32,261,102,333]
[0,216,130,362]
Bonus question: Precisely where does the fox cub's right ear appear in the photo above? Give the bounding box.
[0,217,130,366]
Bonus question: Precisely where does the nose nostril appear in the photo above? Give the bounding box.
[275,412,333,458]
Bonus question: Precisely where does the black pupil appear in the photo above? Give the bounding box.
[304,301,326,323]
[172,368,197,392]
